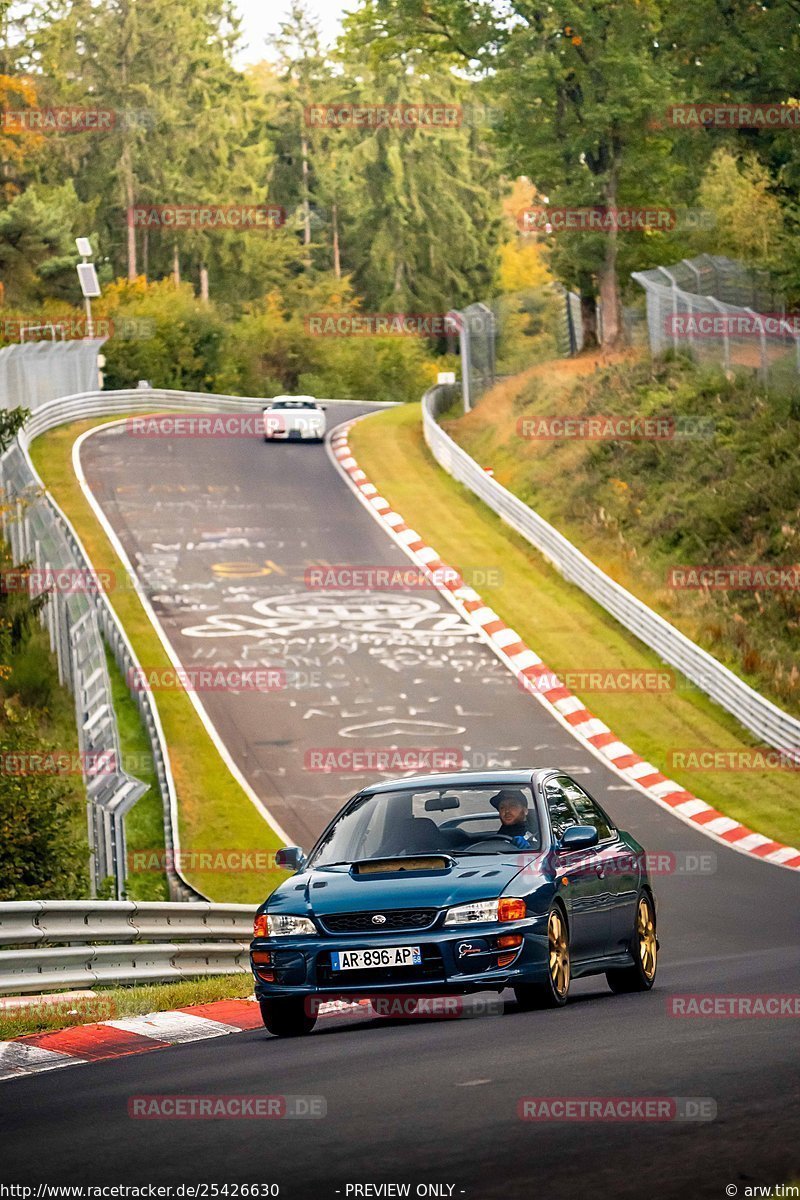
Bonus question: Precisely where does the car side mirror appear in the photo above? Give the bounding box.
[559,825,599,852]
[275,846,306,872]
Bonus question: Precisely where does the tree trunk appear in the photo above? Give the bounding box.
[332,202,341,279]
[142,229,149,281]
[301,132,312,269]
[199,263,209,303]
[121,144,137,280]
[598,240,622,347]
[580,294,598,348]
[598,172,623,348]
[172,242,180,286]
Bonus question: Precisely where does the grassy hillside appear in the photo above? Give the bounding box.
[444,353,800,716]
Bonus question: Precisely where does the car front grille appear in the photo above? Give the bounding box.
[318,909,438,935]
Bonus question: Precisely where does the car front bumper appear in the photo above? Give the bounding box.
[264,425,325,440]
[250,916,550,999]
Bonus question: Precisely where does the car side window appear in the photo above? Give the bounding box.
[557,777,614,840]
[544,778,579,840]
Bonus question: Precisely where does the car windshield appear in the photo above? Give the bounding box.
[307,784,540,867]
[270,400,316,409]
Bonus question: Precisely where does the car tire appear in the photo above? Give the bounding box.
[259,997,317,1037]
[606,891,658,994]
[514,904,570,1010]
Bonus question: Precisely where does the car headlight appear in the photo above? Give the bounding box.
[444,897,527,926]
[257,913,317,937]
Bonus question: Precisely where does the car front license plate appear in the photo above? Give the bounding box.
[330,946,422,971]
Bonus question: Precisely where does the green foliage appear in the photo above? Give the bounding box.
[0,700,89,899]
[697,150,785,268]
[101,279,226,392]
[0,183,87,305]
[299,337,444,405]
[0,406,29,454]
[100,278,443,401]
[0,537,89,899]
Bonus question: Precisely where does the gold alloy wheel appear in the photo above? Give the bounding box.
[637,896,657,981]
[548,908,569,997]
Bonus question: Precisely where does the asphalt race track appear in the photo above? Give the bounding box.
[2,404,798,1197]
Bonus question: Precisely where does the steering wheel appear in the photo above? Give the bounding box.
[467,835,516,850]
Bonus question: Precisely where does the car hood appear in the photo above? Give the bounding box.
[265,855,541,917]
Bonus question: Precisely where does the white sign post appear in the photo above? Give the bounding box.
[75,238,101,338]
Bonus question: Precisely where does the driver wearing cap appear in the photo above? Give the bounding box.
[490,789,537,849]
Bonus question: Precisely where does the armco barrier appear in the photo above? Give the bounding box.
[0,385,325,903]
[422,385,800,758]
[0,900,253,994]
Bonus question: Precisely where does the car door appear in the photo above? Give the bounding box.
[543,775,609,963]
[556,776,640,956]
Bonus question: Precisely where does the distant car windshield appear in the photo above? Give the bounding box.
[308,784,540,867]
[269,400,317,409]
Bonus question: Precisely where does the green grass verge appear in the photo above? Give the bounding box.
[349,403,800,848]
[30,418,287,904]
[0,974,254,1040]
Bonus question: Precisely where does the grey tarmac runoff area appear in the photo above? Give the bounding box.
[1,402,797,1198]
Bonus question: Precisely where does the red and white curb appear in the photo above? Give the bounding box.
[0,997,373,1082]
[328,422,800,873]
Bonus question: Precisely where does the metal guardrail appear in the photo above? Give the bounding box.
[0,380,311,903]
[0,900,254,994]
[422,385,800,758]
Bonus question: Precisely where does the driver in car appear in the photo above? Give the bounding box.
[491,789,537,849]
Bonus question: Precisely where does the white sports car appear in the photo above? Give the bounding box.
[262,397,327,442]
